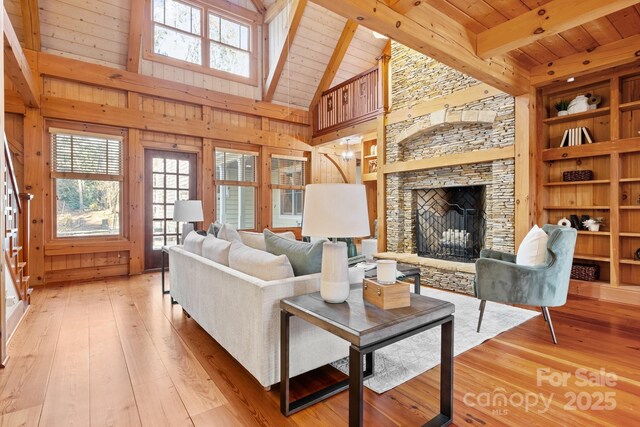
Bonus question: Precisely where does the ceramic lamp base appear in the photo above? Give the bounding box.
[181,223,195,244]
[320,241,350,303]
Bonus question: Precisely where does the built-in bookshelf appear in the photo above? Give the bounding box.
[538,66,640,299]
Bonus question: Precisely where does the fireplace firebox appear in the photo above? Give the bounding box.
[416,186,486,262]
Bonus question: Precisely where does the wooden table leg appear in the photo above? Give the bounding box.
[349,345,364,427]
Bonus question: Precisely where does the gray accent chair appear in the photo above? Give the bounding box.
[475,225,577,344]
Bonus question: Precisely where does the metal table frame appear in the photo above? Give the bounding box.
[280,311,454,427]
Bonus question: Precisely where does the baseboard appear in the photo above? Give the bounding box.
[44,264,129,284]
[569,280,640,306]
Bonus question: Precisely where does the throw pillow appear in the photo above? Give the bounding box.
[217,223,242,243]
[228,241,294,280]
[183,231,206,256]
[207,221,223,237]
[239,230,296,251]
[264,229,323,276]
[516,225,549,266]
[201,235,231,266]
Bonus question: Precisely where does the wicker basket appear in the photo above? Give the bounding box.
[563,170,594,182]
[571,263,600,281]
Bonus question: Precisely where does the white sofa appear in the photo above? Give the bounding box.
[168,245,349,388]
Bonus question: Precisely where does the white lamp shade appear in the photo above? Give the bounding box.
[302,184,370,238]
[173,200,204,222]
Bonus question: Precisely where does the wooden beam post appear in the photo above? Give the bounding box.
[311,0,530,96]
[514,94,534,250]
[127,0,146,73]
[263,0,307,102]
[23,108,45,285]
[309,19,359,110]
[477,0,639,59]
[376,114,386,252]
[127,127,144,274]
[531,34,640,87]
[19,0,41,51]
[3,8,39,108]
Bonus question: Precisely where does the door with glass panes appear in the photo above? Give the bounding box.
[144,150,197,269]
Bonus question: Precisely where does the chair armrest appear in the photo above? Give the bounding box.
[475,258,553,306]
[479,248,516,263]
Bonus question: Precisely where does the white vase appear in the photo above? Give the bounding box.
[568,95,590,114]
[589,224,601,232]
[557,110,569,117]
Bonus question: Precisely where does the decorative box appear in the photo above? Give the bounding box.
[571,263,600,281]
[563,170,594,182]
[363,278,410,309]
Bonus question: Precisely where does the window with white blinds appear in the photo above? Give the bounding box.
[270,155,306,228]
[50,130,124,180]
[214,148,258,230]
[270,156,306,188]
[50,128,124,238]
[215,149,257,183]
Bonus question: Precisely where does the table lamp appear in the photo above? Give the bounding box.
[173,200,204,243]
[302,184,370,303]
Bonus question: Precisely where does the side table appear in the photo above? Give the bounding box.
[280,285,455,426]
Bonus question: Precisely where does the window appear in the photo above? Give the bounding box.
[50,129,124,238]
[150,0,255,82]
[215,149,257,229]
[271,156,306,228]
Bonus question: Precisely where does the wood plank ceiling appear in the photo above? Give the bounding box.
[427,0,640,69]
[4,0,640,108]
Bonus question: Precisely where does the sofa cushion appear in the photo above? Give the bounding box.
[516,225,548,266]
[201,235,231,265]
[207,221,223,237]
[183,231,206,255]
[229,241,294,280]
[218,223,242,243]
[264,229,323,276]
[239,230,296,251]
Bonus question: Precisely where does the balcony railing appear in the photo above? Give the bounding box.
[313,64,386,137]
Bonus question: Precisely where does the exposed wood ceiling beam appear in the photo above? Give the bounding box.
[387,0,419,15]
[127,0,146,73]
[477,0,639,59]
[250,0,267,13]
[34,50,310,124]
[530,33,640,86]
[312,0,529,96]
[3,8,39,108]
[265,0,289,24]
[309,19,359,110]
[263,0,307,102]
[19,0,40,50]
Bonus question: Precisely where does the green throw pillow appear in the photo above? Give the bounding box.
[207,221,223,237]
[264,229,323,276]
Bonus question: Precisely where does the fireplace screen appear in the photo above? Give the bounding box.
[416,186,486,262]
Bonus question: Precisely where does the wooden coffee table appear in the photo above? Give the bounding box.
[365,261,422,294]
[280,285,455,427]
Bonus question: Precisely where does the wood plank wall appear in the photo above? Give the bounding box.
[2,53,353,286]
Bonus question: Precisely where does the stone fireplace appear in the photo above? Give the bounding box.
[382,42,516,294]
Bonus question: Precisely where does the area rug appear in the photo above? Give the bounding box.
[330,286,539,394]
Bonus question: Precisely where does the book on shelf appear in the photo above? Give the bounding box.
[582,127,593,143]
[559,127,594,148]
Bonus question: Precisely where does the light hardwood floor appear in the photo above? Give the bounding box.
[0,273,637,426]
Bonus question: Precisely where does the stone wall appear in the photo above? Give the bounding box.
[385,42,516,294]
